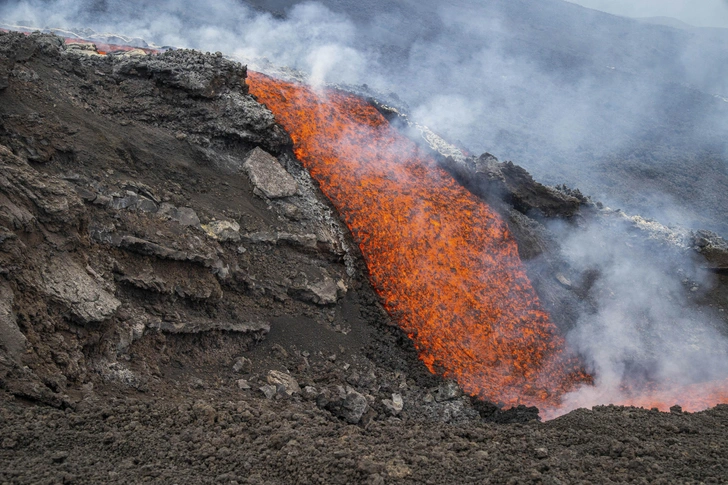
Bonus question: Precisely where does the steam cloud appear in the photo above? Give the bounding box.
[2,0,728,414]
[550,216,728,415]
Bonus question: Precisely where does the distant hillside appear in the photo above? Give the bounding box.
[636,16,696,30]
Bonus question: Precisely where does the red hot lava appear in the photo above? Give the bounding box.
[248,72,591,409]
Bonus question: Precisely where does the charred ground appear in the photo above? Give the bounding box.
[0,31,728,484]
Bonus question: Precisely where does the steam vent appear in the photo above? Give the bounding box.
[2,10,728,483]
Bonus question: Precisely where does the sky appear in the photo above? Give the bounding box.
[567,0,728,28]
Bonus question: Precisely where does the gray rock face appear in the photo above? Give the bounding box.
[0,283,26,360]
[112,48,248,99]
[442,153,583,219]
[243,147,299,199]
[41,256,121,325]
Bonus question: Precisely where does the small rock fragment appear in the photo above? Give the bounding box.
[320,387,369,424]
[303,386,318,401]
[51,451,69,463]
[236,379,251,390]
[202,220,241,242]
[382,393,404,415]
[434,380,462,402]
[386,458,412,478]
[555,273,572,288]
[535,447,549,459]
[259,385,277,399]
[158,204,201,227]
[232,357,252,374]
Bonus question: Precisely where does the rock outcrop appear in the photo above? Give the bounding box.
[0,31,358,406]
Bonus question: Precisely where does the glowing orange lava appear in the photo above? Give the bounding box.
[248,71,591,408]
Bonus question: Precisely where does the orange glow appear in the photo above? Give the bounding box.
[616,378,728,413]
[248,71,591,408]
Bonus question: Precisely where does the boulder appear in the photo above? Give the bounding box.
[242,147,298,199]
[41,256,120,325]
[318,386,369,424]
[266,370,301,396]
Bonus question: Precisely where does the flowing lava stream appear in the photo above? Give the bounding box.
[248,71,592,411]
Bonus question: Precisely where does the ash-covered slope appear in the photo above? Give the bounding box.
[1,31,728,484]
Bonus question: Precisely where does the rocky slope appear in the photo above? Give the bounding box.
[1,30,728,483]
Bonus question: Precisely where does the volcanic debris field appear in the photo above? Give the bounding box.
[1,31,728,484]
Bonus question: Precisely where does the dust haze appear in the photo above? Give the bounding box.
[2,0,728,414]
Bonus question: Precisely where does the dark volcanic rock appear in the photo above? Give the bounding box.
[692,230,728,270]
[443,152,583,219]
[112,48,248,98]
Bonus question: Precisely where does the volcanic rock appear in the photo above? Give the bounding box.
[158,204,201,227]
[382,393,404,415]
[243,147,299,199]
[112,48,247,98]
[0,283,26,361]
[266,370,301,396]
[201,219,241,242]
[442,153,583,219]
[41,255,121,325]
[434,380,463,402]
[232,357,253,374]
[259,385,277,400]
[287,271,343,306]
[2,29,728,485]
[318,386,370,424]
[692,230,728,270]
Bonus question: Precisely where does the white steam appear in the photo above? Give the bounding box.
[550,215,728,414]
[0,0,370,85]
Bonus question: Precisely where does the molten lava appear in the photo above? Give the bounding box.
[248,72,591,408]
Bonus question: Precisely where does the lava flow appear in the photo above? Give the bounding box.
[248,71,591,409]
